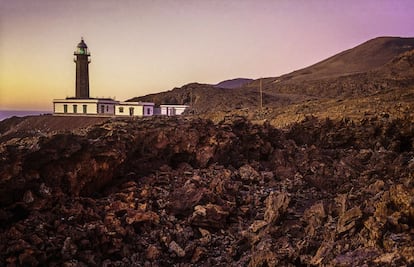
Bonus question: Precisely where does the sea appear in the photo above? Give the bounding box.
[0,110,52,122]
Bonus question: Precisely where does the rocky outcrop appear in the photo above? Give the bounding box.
[0,115,413,266]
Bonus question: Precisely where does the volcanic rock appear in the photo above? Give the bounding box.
[0,115,413,266]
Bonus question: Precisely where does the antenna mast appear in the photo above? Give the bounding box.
[259,78,263,111]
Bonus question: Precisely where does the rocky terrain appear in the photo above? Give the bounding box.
[1,35,413,266]
[0,115,413,266]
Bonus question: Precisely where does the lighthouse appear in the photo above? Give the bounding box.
[53,38,156,117]
[74,38,90,99]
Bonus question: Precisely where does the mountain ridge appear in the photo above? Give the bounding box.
[214,78,254,89]
[274,36,414,82]
[129,36,414,118]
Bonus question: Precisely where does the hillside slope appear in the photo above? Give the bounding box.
[278,36,414,81]
[263,45,414,98]
[129,83,309,114]
[214,78,254,89]
[129,36,414,115]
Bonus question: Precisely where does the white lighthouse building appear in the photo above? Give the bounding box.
[53,38,119,116]
[53,39,155,117]
[53,38,189,118]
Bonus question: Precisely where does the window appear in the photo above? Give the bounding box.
[107,106,109,112]
[146,108,151,115]
[63,104,68,113]
[100,105,105,113]
[83,105,87,114]
[119,107,124,113]
[129,107,134,116]
[73,105,77,113]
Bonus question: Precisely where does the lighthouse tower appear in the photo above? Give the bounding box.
[74,38,90,99]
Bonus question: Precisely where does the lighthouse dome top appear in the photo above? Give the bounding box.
[77,38,88,48]
[74,38,90,56]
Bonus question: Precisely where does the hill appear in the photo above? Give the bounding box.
[129,82,308,114]
[131,37,414,126]
[277,36,414,82]
[214,78,254,89]
[129,36,414,119]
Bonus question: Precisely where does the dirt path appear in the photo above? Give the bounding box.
[0,115,110,135]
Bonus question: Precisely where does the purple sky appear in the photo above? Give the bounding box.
[1,0,414,110]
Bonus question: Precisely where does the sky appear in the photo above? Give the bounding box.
[1,0,414,111]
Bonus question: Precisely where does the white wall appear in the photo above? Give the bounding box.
[54,103,66,114]
[160,105,189,116]
[115,104,143,116]
[174,107,187,115]
[53,99,156,117]
[54,102,98,114]
[161,106,174,115]
[53,99,118,116]
[143,105,154,116]
[97,103,116,115]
